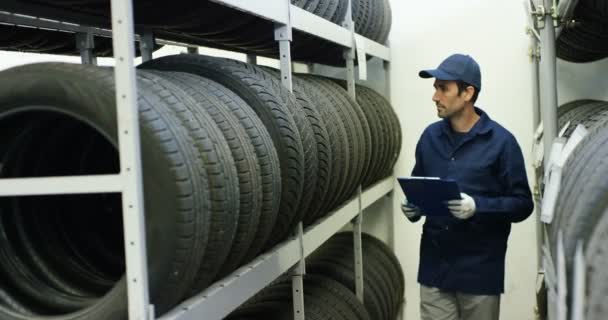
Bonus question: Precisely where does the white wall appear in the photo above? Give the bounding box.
[388,1,538,319]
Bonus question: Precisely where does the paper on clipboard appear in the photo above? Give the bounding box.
[397,177,461,216]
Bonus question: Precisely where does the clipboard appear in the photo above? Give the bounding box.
[397,177,461,216]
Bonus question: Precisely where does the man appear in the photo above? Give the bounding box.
[402,53,534,320]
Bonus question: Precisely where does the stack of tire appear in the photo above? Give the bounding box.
[546,100,608,320]
[227,232,405,320]
[557,0,608,62]
[2,0,391,65]
[0,54,400,319]
[288,0,392,65]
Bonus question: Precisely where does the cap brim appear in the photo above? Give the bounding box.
[418,69,458,80]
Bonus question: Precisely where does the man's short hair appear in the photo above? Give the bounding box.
[456,80,479,103]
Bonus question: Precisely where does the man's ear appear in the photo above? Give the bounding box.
[464,86,475,102]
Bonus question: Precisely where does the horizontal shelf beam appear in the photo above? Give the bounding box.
[0,175,123,196]
[158,176,394,320]
[209,0,289,25]
[0,10,112,36]
[355,34,391,61]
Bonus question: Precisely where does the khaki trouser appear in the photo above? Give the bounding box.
[420,285,500,320]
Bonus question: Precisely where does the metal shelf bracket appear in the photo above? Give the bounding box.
[139,30,155,62]
[76,30,97,65]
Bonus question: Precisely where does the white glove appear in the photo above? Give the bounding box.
[447,193,476,220]
[401,197,421,219]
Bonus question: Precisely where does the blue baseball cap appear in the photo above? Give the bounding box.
[419,54,481,91]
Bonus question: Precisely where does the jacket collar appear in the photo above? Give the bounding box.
[437,107,493,137]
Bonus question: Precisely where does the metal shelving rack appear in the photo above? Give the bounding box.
[0,0,395,319]
[526,1,587,319]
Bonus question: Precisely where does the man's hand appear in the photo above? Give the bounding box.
[401,197,421,219]
[447,193,476,220]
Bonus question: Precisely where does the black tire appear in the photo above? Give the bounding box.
[264,69,332,226]
[139,54,305,250]
[233,274,369,320]
[134,70,241,299]
[557,0,608,63]
[317,78,372,193]
[558,100,608,138]
[299,75,364,207]
[309,236,393,320]
[552,123,608,274]
[307,257,386,320]
[0,62,213,319]
[2,119,116,304]
[355,86,390,186]
[358,85,401,179]
[292,74,349,223]
[583,206,608,320]
[254,68,319,244]
[331,0,349,24]
[155,74,280,263]
[143,70,261,276]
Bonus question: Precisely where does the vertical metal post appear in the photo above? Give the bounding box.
[76,31,96,65]
[571,241,585,320]
[246,54,257,65]
[187,47,199,54]
[275,3,303,318]
[343,0,364,303]
[343,0,356,96]
[353,186,364,302]
[139,30,155,63]
[539,0,559,168]
[383,53,398,252]
[275,23,293,92]
[110,0,151,319]
[292,222,306,320]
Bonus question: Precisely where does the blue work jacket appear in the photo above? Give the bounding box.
[410,107,534,295]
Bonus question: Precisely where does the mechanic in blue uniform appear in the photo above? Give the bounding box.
[401,53,534,320]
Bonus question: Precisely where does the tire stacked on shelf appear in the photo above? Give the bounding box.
[3,0,391,65]
[351,84,401,186]
[228,274,371,320]
[139,54,402,227]
[0,56,401,319]
[139,54,314,247]
[227,233,404,320]
[583,199,608,320]
[292,74,402,221]
[0,62,247,319]
[544,100,608,319]
[557,0,608,62]
[0,61,283,319]
[549,99,608,259]
[288,0,392,65]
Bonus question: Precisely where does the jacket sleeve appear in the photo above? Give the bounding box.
[472,136,534,223]
[411,133,425,177]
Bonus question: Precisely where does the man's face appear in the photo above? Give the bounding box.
[432,79,469,119]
